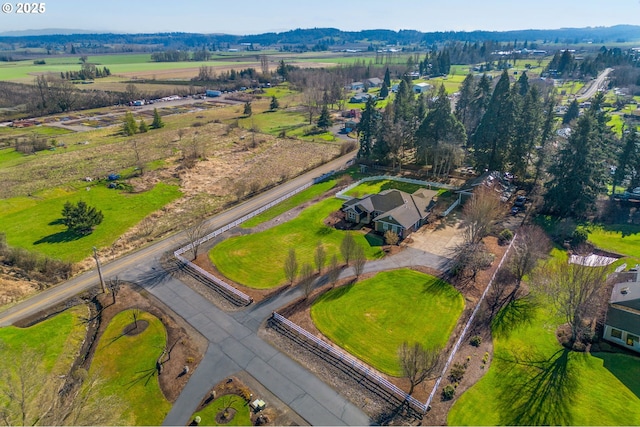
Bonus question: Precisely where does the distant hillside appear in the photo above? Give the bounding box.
[1,25,639,53]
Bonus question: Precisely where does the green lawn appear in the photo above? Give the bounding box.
[241,180,336,228]
[191,395,252,426]
[448,294,640,425]
[344,179,427,198]
[311,269,464,376]
[210,197,384,289]
[89,309,170,426]
[0,305,88,425]
[588,224,640,258]
[0,182,181,262]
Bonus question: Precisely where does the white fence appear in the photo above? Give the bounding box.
[425,233,518,408]
[440,198,461,217]
[336,175,458,200]
[271,312,428,414]
[173,181,315,305]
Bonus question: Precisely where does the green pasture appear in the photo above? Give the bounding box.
[89,309,170,426]
[210,197,384,289]
[0,304,87,373]
[191,395,252,426]
[238,109,308,135]
[311,269,464,376]
[607,114,625,136]
[344,179,426,198]
[0,182,181,262]
[588,223,640,258]
[241,180,336,228]
[448,292,640,425]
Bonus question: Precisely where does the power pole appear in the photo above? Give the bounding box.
[93,246,107,293]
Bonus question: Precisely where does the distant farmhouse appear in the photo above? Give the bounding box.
[342,188,438,239]
[350,93,375,103]
[603,269,640,354]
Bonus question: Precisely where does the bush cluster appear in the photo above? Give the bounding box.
[0,233,73,284]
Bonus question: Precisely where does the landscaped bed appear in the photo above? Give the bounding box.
[311,268,464,376]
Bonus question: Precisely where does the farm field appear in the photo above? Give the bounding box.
[0,183,181,262]
[311,269,464,376]
[89,309,170,425]
[210,197,385,289]
[447,292,640,426]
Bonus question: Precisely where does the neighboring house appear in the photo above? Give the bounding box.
[455,170,515,201]
[350,82,365,91]
[413,82,432,93]
[603,270,640,354]
[350,93,375,103]
[342,188,438,238]
[366,77,383,87]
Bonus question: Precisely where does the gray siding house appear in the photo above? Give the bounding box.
[603,270,640,354]
[342,188,437,239]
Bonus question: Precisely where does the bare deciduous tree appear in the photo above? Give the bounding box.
[328,254,340,288]
[314,242,326,273]
[509,225,551,291]
[298,263,315,299]
[461,186,503,244]
[107,276,122,305]
[398,342,441,395]
[340,232,356,266]
[533,260,608,344]
[450,241,494,283]
[352,244,366,279]
[284,248,299,286]
[184,218,209,261]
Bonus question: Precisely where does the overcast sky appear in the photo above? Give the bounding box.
[2,0,640,34]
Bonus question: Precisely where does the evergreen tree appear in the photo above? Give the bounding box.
[545,96,611,218]
[563,99,580,124]
[383,67,391,88]
[455,73,476,131]
[379,83,389,99]
[317,104,332,130]
[243,101,252,116]
[357,96,379,159]
[138,119,148,133]
[465,73,492,137]
[151,108,164,129]
[613,129,640,195]
[123,111,137,136]
[415,85,466,176]
[508,85,542,178]
[516,71,529,97]
[471,70,515,171]
[270,95,279,111]
[61,200,103,235]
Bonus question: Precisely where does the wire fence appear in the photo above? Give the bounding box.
[271,312,428,414]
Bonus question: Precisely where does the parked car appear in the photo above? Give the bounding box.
[511,206,520,215]
[514,195,526,207]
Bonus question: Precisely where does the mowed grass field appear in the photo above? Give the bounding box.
[448,293,640,426]
[210,197,384,289]
[344,179,426,198]
[89,309,170,426]
[588,224,640,258]
[0,182,181,262]
[311,269,464,376]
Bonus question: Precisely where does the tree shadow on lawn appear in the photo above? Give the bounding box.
[126,366,159,389]
[495,347,578,426]
[592,351,640,399]
[364,230,384,247]
[490,295,539,339]
[33,229,85,245]
[599,223,640,238]
[315,282,354,303]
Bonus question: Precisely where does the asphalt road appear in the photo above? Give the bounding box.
[0,151,355,327]
[577,67,612,101]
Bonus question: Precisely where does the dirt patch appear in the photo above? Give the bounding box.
[123,319,149,336]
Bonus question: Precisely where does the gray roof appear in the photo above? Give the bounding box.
[606,305,640,336]
[610,272,640,311]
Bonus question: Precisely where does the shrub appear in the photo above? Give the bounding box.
[448,362,466,382]
[442,384,456,400]
[340,141,357,155]
[384,230,400,245]
[470,335,482,347]
[572,226,590,246]
[498,228,513,245]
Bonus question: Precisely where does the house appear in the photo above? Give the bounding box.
[350,82,365,91]
[342,188,438,239]
[350,93,375,103]
[455,171,515,201]
[366,77,383,88]
[603,269,640,354]
[413,83,432,93]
